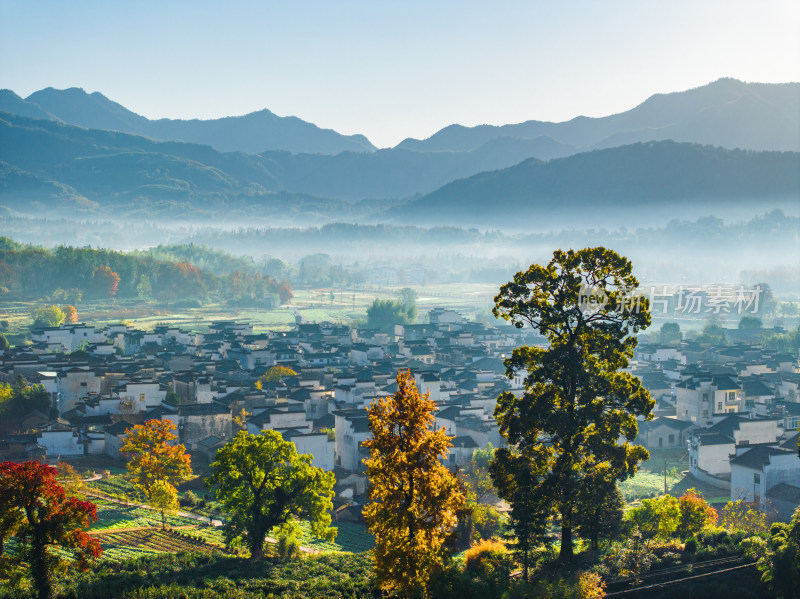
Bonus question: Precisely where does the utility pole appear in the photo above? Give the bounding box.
[664,460,668,495]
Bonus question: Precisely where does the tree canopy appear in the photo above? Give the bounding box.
[658,321,681,344]
[120,419,191,528]
[0,377,53,433]
[491,247,653,561]
[366,298,417,330]
[206,430,336,560]
[30,305,66,329]
[0,461,101,599]
[363,370,464,598]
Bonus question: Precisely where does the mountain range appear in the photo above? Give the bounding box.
[0,87,375,155]
[0,78,798,224]
[387,141,800,227]
[397,78,800,153]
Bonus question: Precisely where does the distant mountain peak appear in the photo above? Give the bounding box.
[395,79,799,154]
[9,87,377,155]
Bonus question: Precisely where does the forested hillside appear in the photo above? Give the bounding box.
[0,238,291,305]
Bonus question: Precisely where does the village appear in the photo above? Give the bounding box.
[1,308,799,522]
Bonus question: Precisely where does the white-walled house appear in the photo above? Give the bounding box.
[38,423,82,457]
[116,380,167,411]
[689,415,783,478]
[730,446,800,509]
[637,417,696,450]
[58,367,102,411]
[676,374,742,425]
[333,409,371,472]
[283,430,335,471]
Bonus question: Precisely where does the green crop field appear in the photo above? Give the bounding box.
[91,499,201,531]
[93,528,226,562]
[297,521,373,553]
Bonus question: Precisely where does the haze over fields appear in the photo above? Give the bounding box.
[1,77,798,294]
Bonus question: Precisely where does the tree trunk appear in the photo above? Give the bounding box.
[522,546,529,583]
[161,508,166,530]
[250,526,267,560]
[30,542,52,599]
[559,523,574,562]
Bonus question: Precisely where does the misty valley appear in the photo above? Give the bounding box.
[0,75,799,599]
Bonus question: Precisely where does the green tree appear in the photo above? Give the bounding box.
[0,333,8,351]
[738,315,763,329]
[30,305,65,329]
[367,298,417,330]
[398,287,418,315]
[719,499,766,534]
[574,472,624,551]
[492,247,652,561]
[255,365,298,389]
[206,430,336,560]
[0,377,52,431]
[758,282,776,315]
[626,495,680,540]
[658,322,682,344]
[753,507,800,598]
[136,274,153,300]
[363,371,465,598]
[149,480,179,530]
[120,419,192,528]
[462,443,495,504]
[697,322,726,345]
[490,446,551,582]
[461,443,503,543]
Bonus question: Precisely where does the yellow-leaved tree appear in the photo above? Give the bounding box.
[363,370,464,599]
[120,419,191,529]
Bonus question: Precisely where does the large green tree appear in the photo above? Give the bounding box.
[492,247,653,561]
[206,430,336,560]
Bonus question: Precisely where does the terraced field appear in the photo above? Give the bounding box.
[91,528,226,562]
[91,498,202,531]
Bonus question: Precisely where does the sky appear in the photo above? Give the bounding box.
[1,0,798,148]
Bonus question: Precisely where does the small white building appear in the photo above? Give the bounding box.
[283,430,335,471]
[730,445,800,509]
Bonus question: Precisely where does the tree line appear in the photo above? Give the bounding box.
[0,237,292,306]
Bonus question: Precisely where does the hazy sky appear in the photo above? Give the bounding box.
[1,0,798,148]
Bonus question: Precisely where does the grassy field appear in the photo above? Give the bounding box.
[298,521,374,553]
[0,282,498,336]
[621,448,729,504]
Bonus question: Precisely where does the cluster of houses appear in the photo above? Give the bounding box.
[632,340,800,520]
[0,310,534,505]
[2,312,799,521]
